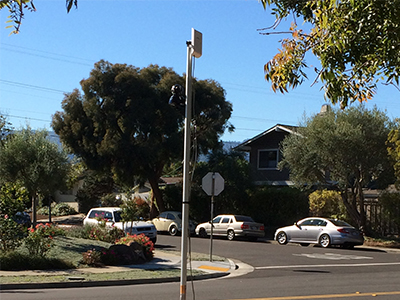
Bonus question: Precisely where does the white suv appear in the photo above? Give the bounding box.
[83,207,157,244]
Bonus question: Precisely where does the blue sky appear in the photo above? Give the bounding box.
[1,0,399,143]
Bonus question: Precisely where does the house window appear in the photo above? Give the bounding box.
[258,149,279,169]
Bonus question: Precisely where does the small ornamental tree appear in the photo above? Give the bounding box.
[280,105,394,233]
[0,128,71,226]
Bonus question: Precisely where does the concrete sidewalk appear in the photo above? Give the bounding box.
[0,250,253,290]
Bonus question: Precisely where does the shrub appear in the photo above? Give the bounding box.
[0,182,30,217]
[100,247,119,265]
[81,248,103,267]
[37,203,77,216]
[309,189,347,220]
[246,186,309,227]
[0,215,26,252]
[116,233,154,260]
[84,224,125,244]
[24,223,65,257]
[120,196,150,221]
[0,251,74,271]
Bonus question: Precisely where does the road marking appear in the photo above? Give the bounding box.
[256,261,400,270]
[226,291,400,299]
[293,253,373,260]
[198,265,230,272]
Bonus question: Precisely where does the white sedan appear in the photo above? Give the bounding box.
[83,207,157,244]
[274,217,364,248]
[195,214,265,241]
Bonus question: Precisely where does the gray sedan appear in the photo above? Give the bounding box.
[274,217,364,248]
[195,214,265,241]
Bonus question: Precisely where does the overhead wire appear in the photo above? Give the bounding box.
[3,42,397,136]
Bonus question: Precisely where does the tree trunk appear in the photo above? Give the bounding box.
[340,190,361,227]
[31,194,37,227]
[148,177,165,219]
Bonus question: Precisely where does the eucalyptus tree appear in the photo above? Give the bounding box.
[261,0,400,108]
[0,128,71,225]
[52,60,233,217]
[280,105,394,233]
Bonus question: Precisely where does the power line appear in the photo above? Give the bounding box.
[0,79,67,94]
[0,43,94,67]
[6,114,51,123]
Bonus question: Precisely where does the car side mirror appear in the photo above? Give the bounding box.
[294,222,301,229]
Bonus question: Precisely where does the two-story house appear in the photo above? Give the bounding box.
[234,124,298,186]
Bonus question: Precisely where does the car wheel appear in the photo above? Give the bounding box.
[319,234,331,248]
[276,231,288,245]
[151,237,157,244]
[199,228,207,238]
[227,229,235,241]
[169,225,178,236]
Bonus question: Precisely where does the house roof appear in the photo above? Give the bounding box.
[159,177,183,185]
[234,124,298,151]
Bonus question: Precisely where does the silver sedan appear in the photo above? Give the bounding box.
[195,214,265,241]
[274,217,364,248]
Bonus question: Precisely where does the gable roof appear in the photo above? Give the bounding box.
[234,124,298,151]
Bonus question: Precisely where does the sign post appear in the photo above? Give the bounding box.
[202,172,224,261]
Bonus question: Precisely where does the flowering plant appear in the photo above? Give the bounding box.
[116,233,154,260]
[87,225,124,243]
[81,248,103,266]
[24,223,63,257]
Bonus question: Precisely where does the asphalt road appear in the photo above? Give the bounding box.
[2,235,400,300]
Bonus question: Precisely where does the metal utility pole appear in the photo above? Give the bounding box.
[180,28,202,300]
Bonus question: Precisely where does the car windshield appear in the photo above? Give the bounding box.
[329,219,352,227]
[114,211,122,222]
[235,215,254,222]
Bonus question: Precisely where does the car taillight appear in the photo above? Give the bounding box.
[337,228,350,234]
[241,224,249,229]
[260,225,264,231]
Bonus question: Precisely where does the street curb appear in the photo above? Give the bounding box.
[0,272,229,291]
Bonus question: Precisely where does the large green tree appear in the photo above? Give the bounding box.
[52,60,233,217]
[261,0,400,108]
[280,105,394,233]
[0,128,71,225]
[1,0,77,33]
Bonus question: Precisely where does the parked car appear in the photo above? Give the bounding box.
[274,217,364,248]
[83,207,157,244]
[13,211,31,227]
[195,214,265,241]
[151,211,196,236]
